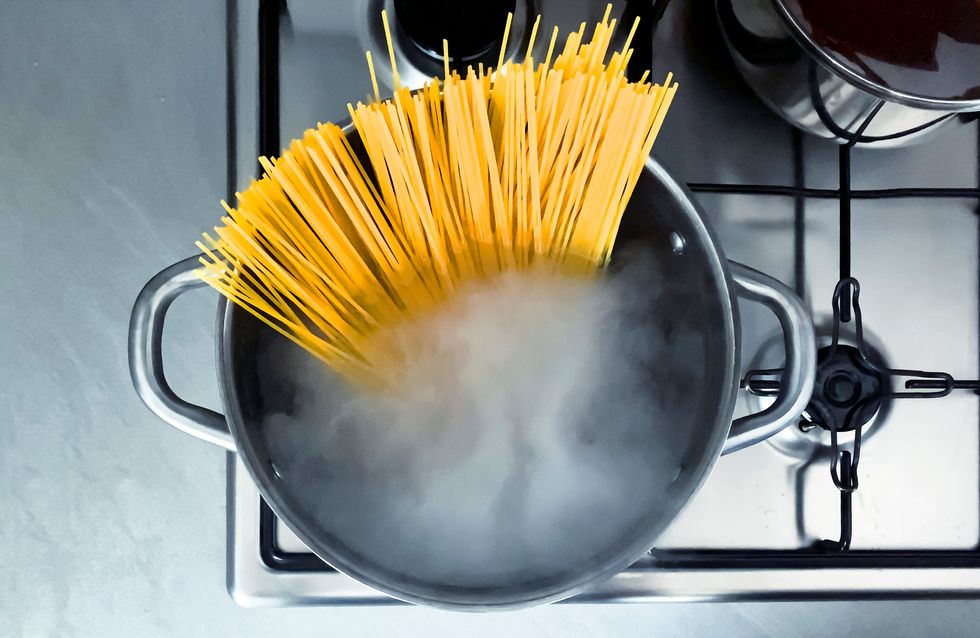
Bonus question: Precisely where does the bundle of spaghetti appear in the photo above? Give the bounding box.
[196,5,677,385]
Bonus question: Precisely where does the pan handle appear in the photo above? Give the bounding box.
[722,262,816,455]
[128,255,236,451]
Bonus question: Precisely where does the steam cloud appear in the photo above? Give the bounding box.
[258,255,685,594]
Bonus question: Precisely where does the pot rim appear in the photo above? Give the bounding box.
[215,150,741,611]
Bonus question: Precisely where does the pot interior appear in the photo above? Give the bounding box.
[222,156,737,609]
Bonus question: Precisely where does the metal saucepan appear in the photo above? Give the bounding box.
[129,124,816,610]
[717,0,980,147]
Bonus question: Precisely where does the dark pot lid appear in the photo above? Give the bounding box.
[775,0,980,110]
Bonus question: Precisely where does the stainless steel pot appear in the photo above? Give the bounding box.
[717,0,980,147]
[129,133,816,609]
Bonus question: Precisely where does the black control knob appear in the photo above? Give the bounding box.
[393,0,516,66]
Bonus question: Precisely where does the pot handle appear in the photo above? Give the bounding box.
[128,255,236,451]
[722,262,816,455]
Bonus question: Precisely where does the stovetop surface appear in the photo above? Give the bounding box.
[229,0,980,606]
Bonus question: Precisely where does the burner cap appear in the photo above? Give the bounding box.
[809,344,884,431]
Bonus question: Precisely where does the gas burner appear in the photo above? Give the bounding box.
[808,344,883,432]
[745,276,971,463]
[745,326,892,461]
[745,277,977,551]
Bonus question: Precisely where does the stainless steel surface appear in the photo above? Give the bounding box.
[129,256,235,451]
[717,0,979,147]
[228,0,980,606]
[723,262,816,454]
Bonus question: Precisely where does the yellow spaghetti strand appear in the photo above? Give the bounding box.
[365,51,380,102]
[525,15,541,62]
[497,11,513,72]
[381,10,400,89]
[442,39,450,81]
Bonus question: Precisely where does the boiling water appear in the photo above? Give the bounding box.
[257,259,684,590]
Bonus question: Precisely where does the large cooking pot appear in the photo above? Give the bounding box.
[717,0,980,147]
[129,125,816,610]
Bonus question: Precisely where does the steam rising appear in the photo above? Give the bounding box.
[259,257,686,593]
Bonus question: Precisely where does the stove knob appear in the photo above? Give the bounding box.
[392,0,516,66]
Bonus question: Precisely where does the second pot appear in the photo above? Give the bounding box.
[717,0,980,147]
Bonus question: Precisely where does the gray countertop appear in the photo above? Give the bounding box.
[3,1,980,636]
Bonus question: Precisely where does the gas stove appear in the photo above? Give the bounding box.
[226,0,980,605]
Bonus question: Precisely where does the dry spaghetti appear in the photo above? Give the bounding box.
[196,6,677,384]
